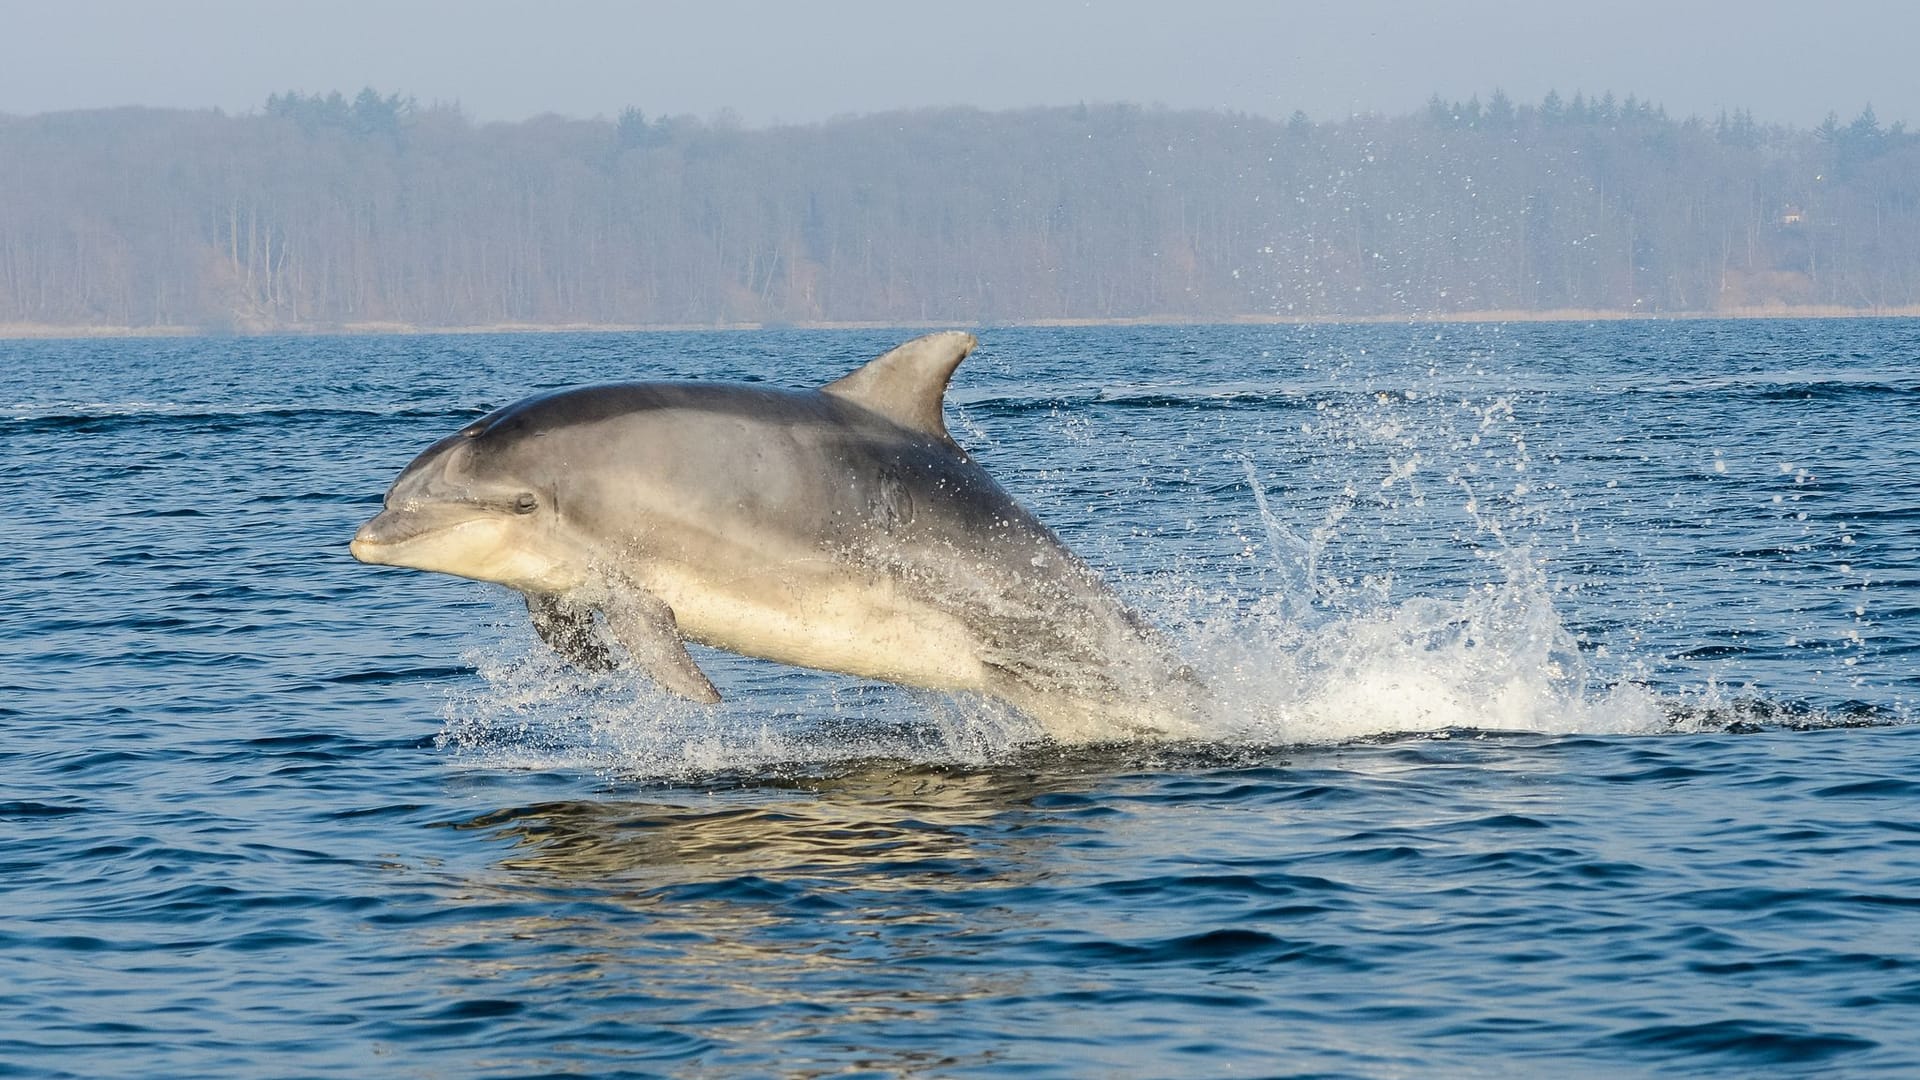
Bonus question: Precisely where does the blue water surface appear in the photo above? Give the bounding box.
[2,320,1917,1077]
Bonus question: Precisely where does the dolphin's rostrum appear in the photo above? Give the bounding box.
[350,332,1200,742]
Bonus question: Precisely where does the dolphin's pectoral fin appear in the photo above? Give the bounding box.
[602,590,723,704]
[525,593,616,671]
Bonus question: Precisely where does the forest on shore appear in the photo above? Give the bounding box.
[2,89,1917,332]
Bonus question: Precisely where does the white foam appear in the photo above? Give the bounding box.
[1164,550,1666,746]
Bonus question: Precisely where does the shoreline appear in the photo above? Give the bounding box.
[4,305,1918,341]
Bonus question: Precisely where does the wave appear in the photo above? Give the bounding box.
[954,382,1388,416]
[1622,374,1919,400]
[950,375,1918,419]
[1,401,484,434]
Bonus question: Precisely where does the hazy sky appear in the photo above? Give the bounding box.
[2,0,1913,129]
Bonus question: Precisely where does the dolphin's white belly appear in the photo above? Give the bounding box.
[643,560,994,691]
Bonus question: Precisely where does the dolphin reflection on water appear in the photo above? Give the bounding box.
[351,332,1202,743]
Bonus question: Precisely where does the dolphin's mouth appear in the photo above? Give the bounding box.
[349,505,477,563]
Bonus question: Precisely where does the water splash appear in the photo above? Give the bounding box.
[1130,369,1667,746]
[1170,549,1666,745]
[439,627,1052,779]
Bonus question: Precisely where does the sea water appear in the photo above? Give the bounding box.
[2,320,1916,1076]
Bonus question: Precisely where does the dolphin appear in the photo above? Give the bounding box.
[349,331,1200,742]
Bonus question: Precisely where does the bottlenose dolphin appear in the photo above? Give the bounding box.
[349,332,1199,742]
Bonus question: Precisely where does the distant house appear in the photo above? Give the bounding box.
[1780,205,1805,225]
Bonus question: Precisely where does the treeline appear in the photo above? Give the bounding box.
[1,90,1917,330]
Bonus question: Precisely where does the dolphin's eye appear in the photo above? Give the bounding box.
[512,493,539,515]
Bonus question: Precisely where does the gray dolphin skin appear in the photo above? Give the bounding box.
[349,332,1201,742]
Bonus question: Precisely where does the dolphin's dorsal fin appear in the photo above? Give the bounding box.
[822,331,976,441]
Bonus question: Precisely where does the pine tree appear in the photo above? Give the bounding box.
[1486,88,1515,128]
[1540,90,1564,125]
